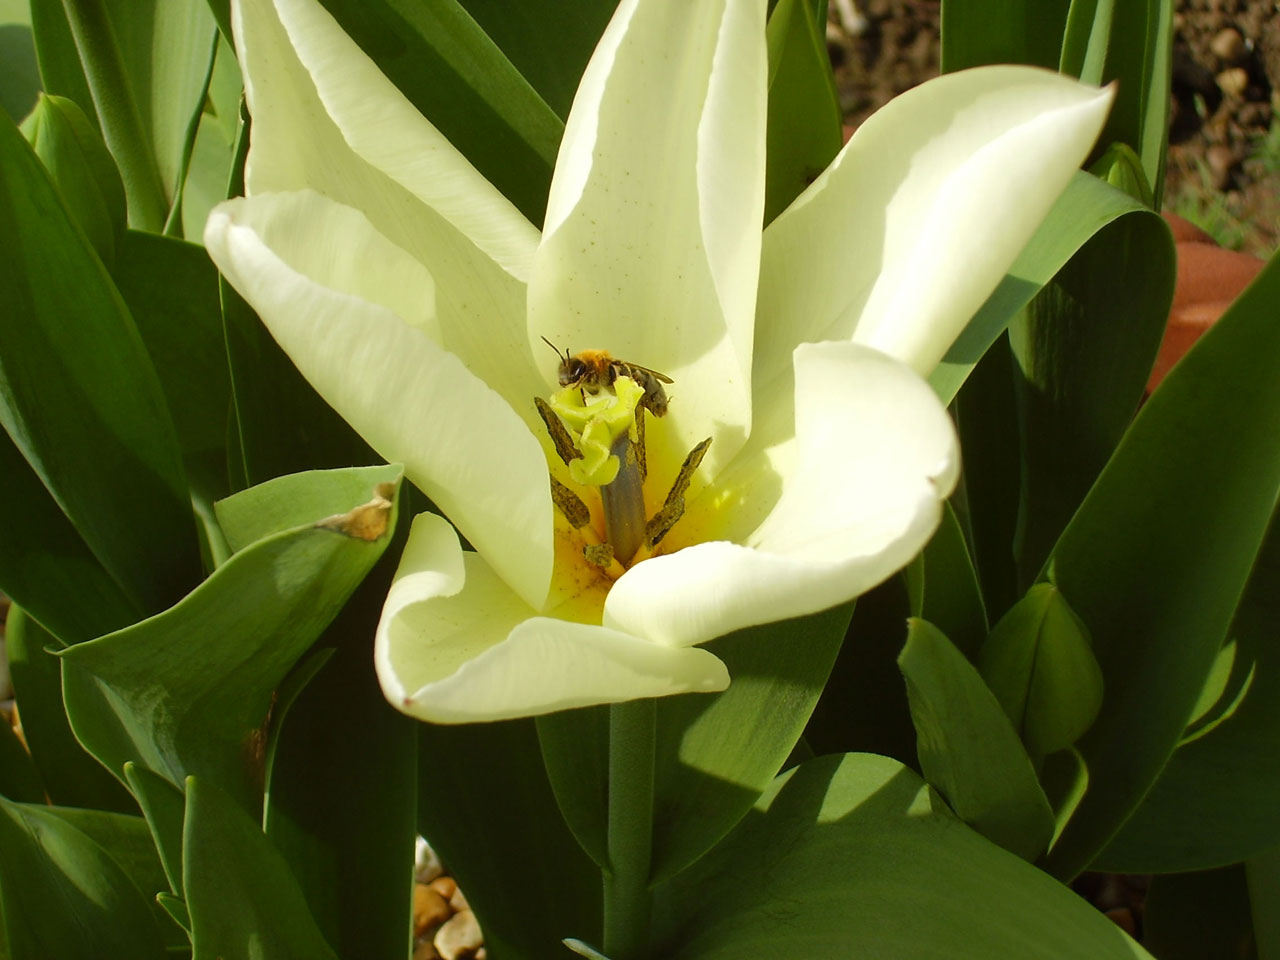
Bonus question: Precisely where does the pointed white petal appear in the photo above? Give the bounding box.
[205,192,552,610]
[232,0,544,405]
[528,0,767,476]
[756,65,1113,382]
[377,514,730,723]
[605,342,957,647]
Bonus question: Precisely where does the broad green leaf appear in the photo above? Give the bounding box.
[1007,199,1174,582]
[263,555,417,960]
[652,753,1151,959]
[763,0,841,225]
[57,465,401,811]
[899,619,1054,861]
[29,0,217,230]
[979,583,1104,759]
[0,19,40,122]
[124,761,187,896]
[537,704,609,869]
[1094,507,1280,872]
[113,230,231,506]
[0,433,140,646]
[0,113,201,616]
[906,502,988,660]
[458,0,616,120]
[940,0,1070,72]
[649,603,852,883]
[419,719,602,959]
[1144,865,1256,960]
[20,92,125,262]
[5,607,136,812]
[1041,250,1280,880]
[1060,0,1173,202]
[931,172,1157,405]
[0,795,169,959]
[183,776,339,960]
[41,804,187,952]
[317,0,562,226]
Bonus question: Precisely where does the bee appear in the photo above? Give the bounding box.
[542,338,672,417]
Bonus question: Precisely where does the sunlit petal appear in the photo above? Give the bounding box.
[756,65,1114,383]
[377,514,730,722]
[233,0,544,406]
[527,0,767,477]
[604,341,957,646]
[205,192,553,610]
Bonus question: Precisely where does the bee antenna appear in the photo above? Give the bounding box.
[539,335,568,361]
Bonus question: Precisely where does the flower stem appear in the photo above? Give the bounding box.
[602,698,656,959]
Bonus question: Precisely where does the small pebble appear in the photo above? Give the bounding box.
[414,884,451,936]
[1216,66,1249,98]
[415,837,443,883]
[429,876,458,900]
[434,910,484,960]
[1209,26,1246,64]
[449,885,470,913]
[1206,143,1238,188]
[413,942,440,960]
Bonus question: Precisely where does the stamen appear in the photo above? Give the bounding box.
[645,437,711,549]
[535,396,579,467]
[600,431,646,565]
[549,476,591,528]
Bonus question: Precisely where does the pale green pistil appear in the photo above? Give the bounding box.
[547,376,645,487]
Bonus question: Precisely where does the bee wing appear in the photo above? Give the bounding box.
[632,364,674,383]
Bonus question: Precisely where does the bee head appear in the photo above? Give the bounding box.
[560,356,589,386]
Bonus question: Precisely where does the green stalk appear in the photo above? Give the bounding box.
[602,698,656,959]
[60,0,169,231]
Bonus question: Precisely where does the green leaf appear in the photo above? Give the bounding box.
[940,0,1071,72]
[29,0,217,230]
[0,112,201,617]
[0,20,41,123]
[0,705,43,803]
[978,583,1104,759]
[183,776,339,960]
[178,32,239,242]
[317,0,562,226]
[419,718,603,959]
[899,619,1054,861]
[0,433,140,646]
[906,502,988,661]
[57,465,401,811]
[113,230,231,506]
[20,92,125,262]
[931,171,1154,405]
[0,795,169,959]
[652,753,1152,959]
[1060,0,1173,202]
[27,0,96,130]
[263,555,418,960]
[5,607,136,811]
[1248,845,1280,959]
[1144,865,1256,960]
[1006,190,1174,583]
[649,603,852,884]
[1094,507,1280,872]
[1041,249,1280,879]
[457,0,615,120]
[763,0,842,225]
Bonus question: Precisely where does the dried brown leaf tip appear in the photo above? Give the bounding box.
[318,481,397,541]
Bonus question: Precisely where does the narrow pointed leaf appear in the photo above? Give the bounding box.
[57,465,401,811]
[1042,251,1280,879]
[906,502,988,660]
[899,619,1054,861]
[0,112,201,616]
[183,776,339,960]
[652,753,1152,959]
[124,761,187,896]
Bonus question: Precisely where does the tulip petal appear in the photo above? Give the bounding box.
[604,341,957,647]
[232,0,544,405]
[527,0,767,476]
[205,192,553,610]
[756,65,1113,383]
[377,513,731,723]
